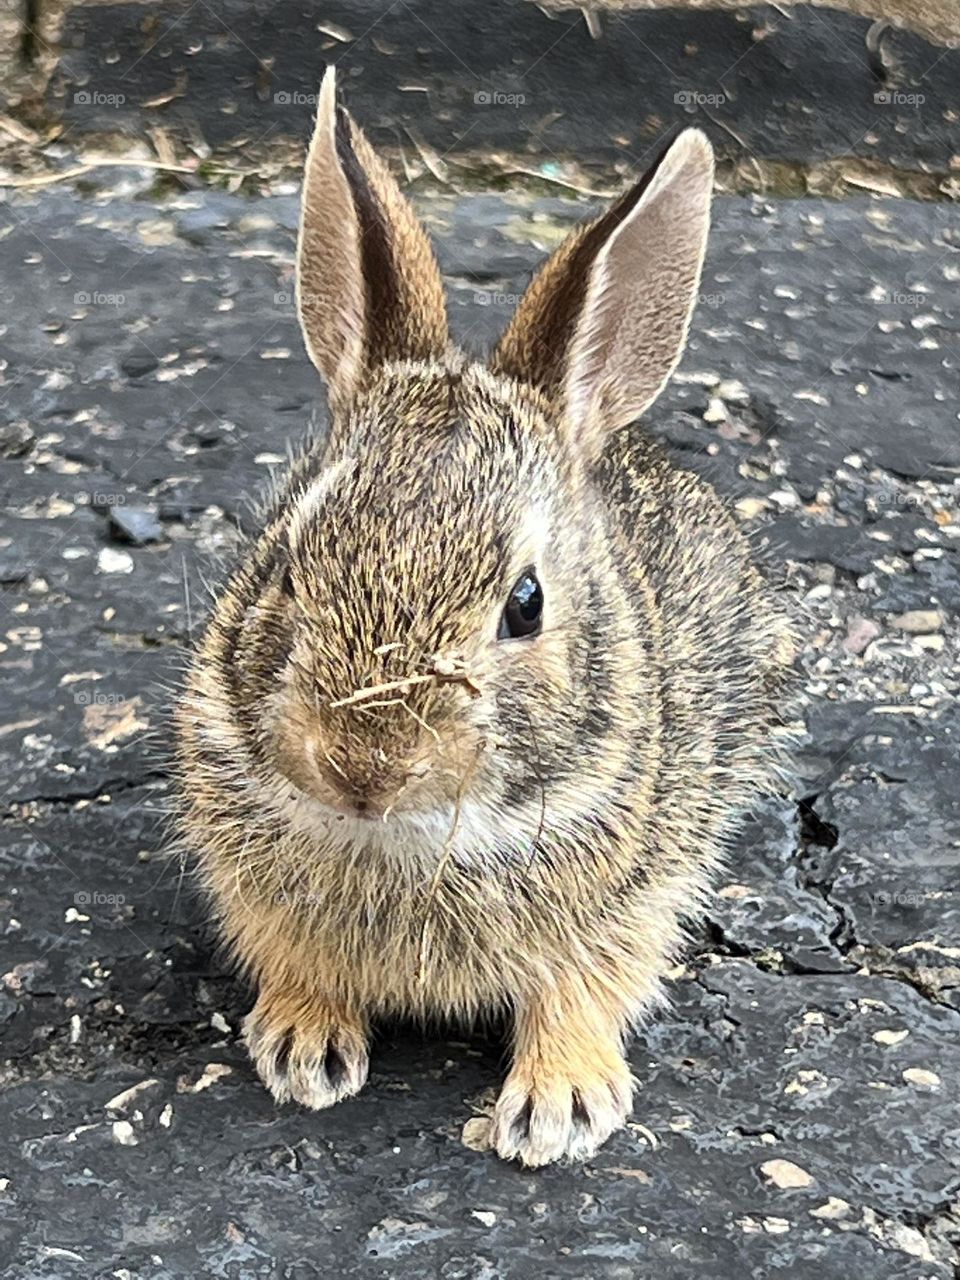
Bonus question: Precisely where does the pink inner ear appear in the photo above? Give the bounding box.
[563,129,714,443]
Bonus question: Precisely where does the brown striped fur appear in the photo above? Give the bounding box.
[174,67,794,1166]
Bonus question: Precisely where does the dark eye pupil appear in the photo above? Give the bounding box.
[499,570,543,640]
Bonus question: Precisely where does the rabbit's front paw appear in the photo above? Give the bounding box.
[491,1054,634,1167]
[243,990,368,1110]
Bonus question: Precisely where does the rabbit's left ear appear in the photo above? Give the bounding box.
[491,130,714,455]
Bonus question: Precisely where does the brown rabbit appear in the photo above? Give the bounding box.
[174,66,793,1167]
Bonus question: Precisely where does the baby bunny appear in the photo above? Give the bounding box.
[175,66,793,1167]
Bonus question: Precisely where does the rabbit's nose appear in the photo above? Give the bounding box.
[341,792,380,820]
[313,750,387,818]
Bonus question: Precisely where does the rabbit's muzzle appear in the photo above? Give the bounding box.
[270,686,479,822]
[309,737,410,819]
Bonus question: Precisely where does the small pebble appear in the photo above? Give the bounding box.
[760,1158,814,1189]
[843,615,880,655]
[112,1120,138,1146]
[914,634,945,652]
[810,1197,850,1220]
[762,1217,791,1234]
[109,506,164,545]
[97,547,134,575]
[715,378,750,402]
[902,1068,940,1089]
[873,1029,909,1046]
[735,496,768,519]
[179,1063,232,1093]
[889,609,943,633]
[702,396,727,423]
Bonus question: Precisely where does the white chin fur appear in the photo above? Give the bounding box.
[258,779,543,869]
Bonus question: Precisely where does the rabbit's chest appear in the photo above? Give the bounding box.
[276,850,524,1013]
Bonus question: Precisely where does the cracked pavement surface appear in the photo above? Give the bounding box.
[0,182,958,1277]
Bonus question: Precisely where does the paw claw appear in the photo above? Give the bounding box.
[323,1043,348,1089]
[243,1003,368,1110]
[491,1064,633,1167]
[274,1026,295,1077]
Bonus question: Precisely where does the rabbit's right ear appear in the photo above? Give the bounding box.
[296,67,449,412]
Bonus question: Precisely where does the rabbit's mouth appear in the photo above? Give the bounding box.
[267,745,449,824]
[267,777,500,858]
[260,751,552,871]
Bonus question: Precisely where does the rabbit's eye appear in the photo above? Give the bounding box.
[498,569,543,640]
[280,566,296,598]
